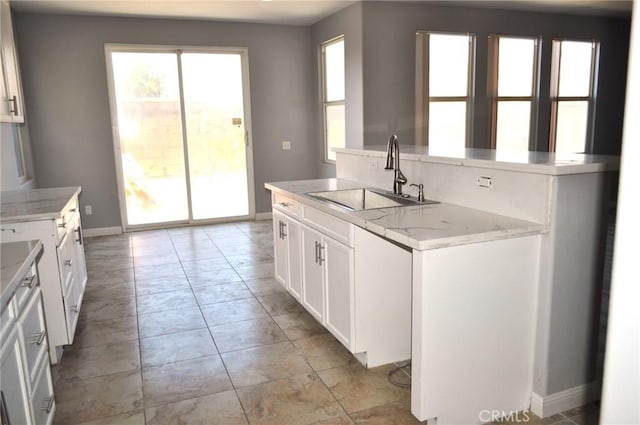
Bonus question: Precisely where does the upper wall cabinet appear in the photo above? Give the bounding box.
[1,0,24,123]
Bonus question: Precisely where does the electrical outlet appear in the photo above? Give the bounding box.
[368,159,378,170]
[85,205,93,215]
[477,176,493,188]
[282,140,292,150]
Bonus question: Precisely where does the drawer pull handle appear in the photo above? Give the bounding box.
[32,331,47,345]
[314,241,320,264]
[43,395,55,413]
[280,202,290,208]
[58,222,67,229]
[71,305,80,314]
[64,259,73,267]
[9,95,18,115]
[75,226,83,245]
[21,275,37,288]
[1,228,16,233]
[318,244,325,266]
[281,222,287,239]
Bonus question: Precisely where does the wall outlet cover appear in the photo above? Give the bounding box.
[282,141,292,150]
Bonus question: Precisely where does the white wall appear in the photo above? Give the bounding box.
[599,0,640,422]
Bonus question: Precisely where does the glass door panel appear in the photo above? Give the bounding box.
[111,52,189,225]
[181,53,249,220]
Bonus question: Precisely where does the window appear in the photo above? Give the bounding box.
[488,35,541,151]
[321,36,345,162]
[550,40,599,153]
[415,32,475,150]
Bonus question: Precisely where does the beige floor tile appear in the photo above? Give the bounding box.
[138,307,206,338]
[257,292,304,316]
[178,248,228,262]
[70,410,145,425]
[87,267,135,285]
[237,373,345,425]
[180,257,232,274]
[211,317,288,353]
[186,268,243,286]
[135,276,192,296]
[54,370,143,424]
[491,412,569,425]
[234,263,275,280]
[53,340,140,380]
[142,355,233,407]
[83,279,136,301]
[192,281,253,305]
[317,363,410,413]
[145,390,248,425]
[225,252,273,268]
[73,316,138,348]
[136,289,198,315]
[201,297,268,326]
[140,328,217,369]
[222,341,313,387]
[244,277,287,297]
[78,296,137,323]
[134,264,186,281]
[217,245,269,257]
[85,257,134,273]
[313,417,355,425]
[293,334,356,371]
[86,247,133,262]
[350,400,422,424]
[132,255,180,268]
[273,310,328,340]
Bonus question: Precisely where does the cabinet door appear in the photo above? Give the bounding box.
[324,237,354,350]
[70,213,87,292]
[0,0,24,122]
[301,225,324,322]
[286,218,302,302]
[272,210,289,289]
[1,328,33,425]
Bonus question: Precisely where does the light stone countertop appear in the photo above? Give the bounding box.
[335,146,620,175]
[265,178,546,251]
[1,240,43,311]
[1,186,81,222]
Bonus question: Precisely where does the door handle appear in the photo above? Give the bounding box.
[281,222,287,239]
[8,96,18,115]
[318,244,325,266]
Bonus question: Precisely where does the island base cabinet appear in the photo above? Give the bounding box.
[272,210,302,301]
[301,226,325,322]
[324,237,354,350]
[1,328,32,425]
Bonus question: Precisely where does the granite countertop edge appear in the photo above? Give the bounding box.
[0,186,81,223]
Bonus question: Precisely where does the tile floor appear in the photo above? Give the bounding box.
[51,221,601,425]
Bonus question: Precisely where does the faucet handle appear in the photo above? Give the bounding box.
[410,183,425,202]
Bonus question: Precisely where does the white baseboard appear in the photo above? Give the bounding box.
[83,226,123,237]
[255,212,272,221]
[531,382,601,417]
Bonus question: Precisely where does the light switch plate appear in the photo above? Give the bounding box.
[477,176,493,188]
[282,141,292,150]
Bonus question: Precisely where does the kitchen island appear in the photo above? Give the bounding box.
[1,187,87,364]
[267,147,617,424]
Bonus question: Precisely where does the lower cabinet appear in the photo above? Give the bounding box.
[271,191,410,367]
[1,328,32,425]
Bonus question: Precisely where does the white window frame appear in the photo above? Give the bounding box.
[321,35,345,164]
[488,34,542,150]
[549,39,600,153]
[415,31,476,147]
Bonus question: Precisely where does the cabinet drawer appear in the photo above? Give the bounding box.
[14,267,38,313]
[18,288,47,384]
[31,361,55,425]
[301,206,353,247]
[64,279,81,344]
[57,233,74,294]
[273,193,300,218]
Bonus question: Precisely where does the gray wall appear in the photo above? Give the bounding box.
[311,3,364,178]
[14,12,317,228]
[360,2,631,153]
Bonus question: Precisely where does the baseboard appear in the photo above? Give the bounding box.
[255,212,272,221]
[83,226,123,237]
[531,382,601,417]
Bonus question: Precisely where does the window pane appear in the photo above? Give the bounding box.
[428,101,467,150]
[326,104,345,161]
[555,101,589,153]
[496,101,531,151]
[498,38,535,97]
[558,41,593,97]
[325,39,345,102]
[429,34,470,97]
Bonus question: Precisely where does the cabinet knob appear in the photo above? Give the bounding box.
[71,305,80,314]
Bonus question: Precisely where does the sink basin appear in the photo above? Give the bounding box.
[306,188,438,211]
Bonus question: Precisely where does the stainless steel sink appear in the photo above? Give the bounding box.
[306,188,438,211]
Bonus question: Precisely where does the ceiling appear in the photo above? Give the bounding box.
[9,0,633,26]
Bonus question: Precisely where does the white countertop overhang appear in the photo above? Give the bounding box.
[0,186,81,222]
[1,240,43,310]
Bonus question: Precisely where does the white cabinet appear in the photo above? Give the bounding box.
[0,0,24,123]
[1,193,87,364]
[270,190,410,367]
[1,246,56,425]
[273,209,302,301]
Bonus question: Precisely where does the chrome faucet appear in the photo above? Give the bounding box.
[384,134,407,195]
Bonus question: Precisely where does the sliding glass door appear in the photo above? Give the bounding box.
[106,46,253,229]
